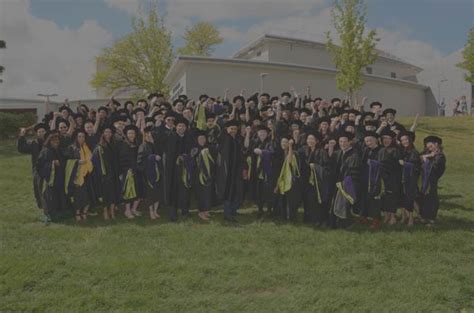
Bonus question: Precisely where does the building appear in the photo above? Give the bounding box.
[165,34,438,116]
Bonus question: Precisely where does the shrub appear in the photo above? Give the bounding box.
[0,112,37,139]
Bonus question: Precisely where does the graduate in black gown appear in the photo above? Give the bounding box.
[91,126,120,220]
[137,126,163,220]
[246,124,276,218]
[379,129,402,225]
[360,131,383,229]
[64,130,94,221]
[191,130,216,221]
[36,132,67,222]
[419,136,446,226]
[274,137,301,221]
[118,125,142,219]
[398,131,420,227]
[17,123,48,211]
[331,132,361,228]
[215,120,246,222]
[299,131,331,225]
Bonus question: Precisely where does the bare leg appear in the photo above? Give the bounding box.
[149,205,156,220]
[153,202,160,218]
[124,203,134,219]
[131,199,141,216]
[109,204,116,219]
[103,206,109,220]
[82,205,89,221]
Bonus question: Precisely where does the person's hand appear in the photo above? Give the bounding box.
[390,126,397,131]
[362,96,368,103]
[19,128,26,136]
[53,112,60,118]
[328,140,337,148]
[254,148,262,155]
[310,163,315,170]
[289,139,294,147]
[53,160,60,167]
[273,186,279,194]
[245,101,251,109]
[380,121,388,128]
[399,160,404,166]
[155,155,161,162]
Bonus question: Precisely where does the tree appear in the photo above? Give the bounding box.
[457,28,474,85]
[90,2,173,96]
[326,0,378,104]
[177,22,223,56]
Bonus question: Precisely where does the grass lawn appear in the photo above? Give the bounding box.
[1,116,473,312]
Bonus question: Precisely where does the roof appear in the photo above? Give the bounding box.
[164,55,429,90]
[232,33,423,73]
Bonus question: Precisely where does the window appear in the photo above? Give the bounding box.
[366,67,372,74]
[391,72,397,79]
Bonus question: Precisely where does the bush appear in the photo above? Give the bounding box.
[0,112,37,139]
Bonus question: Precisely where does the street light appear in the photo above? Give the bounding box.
[37,93,58,114]
[260,73,268,94]
[437,79,448,104]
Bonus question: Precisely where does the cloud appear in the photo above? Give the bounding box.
[0,0,113,99]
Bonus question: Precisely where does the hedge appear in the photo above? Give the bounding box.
[0,112,37,139]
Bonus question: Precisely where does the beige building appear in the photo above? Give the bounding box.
[165,34,437,116]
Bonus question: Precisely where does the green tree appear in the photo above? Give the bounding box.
[90,2,173,96]
[457,28,474,84]
[326,0,378,104]
[177,22,223,56]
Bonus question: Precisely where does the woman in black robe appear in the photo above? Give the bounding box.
[137,126,163,220]
[191,130,216,221]
[398,131,420,227]
[118,125,142,219]
[419,136,446,226]
[91,126,120,220]
[379,129,402,225]
[64,130,94,221]
[299,131,330,226]
[36,132,67,222]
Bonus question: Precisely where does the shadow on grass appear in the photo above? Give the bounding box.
[53,202,474,233]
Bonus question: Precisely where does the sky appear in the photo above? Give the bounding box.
[0,0,472,99]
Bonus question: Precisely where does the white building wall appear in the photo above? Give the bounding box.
[180,61,430,116]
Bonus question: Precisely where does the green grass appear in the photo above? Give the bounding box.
[1,117,474,312]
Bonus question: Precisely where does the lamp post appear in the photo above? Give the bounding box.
[37,93,57,117]
[260,73,268,94]
[437,79,447,105]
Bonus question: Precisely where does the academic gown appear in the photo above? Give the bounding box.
[191,145,216,211]
[118,141,142,203]
[17,136,44,209]
[379,145,402,213]
[64,144,91,211]
[420,152,446,220]
[299,146,331,224]
[400,148,421,211]
[36,147,68,219]
[91,141,120,207]
[360,146,383,219]
[137,141,164,207]
[247,138,276,213]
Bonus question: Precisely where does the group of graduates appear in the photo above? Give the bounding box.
[17,89,446,228]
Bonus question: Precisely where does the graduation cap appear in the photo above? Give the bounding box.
[34,123,48,132]
[117,108,129,116]
[73,113,85,120]
[306,130,322,142]
[145,117,154,124]
[347,109,361,116]
[164,112,177,120]
[361,112,375,120]
[259,105,272,113]
[331,98,341,104]
[363,131,379,139]
[314,97,322,102]
[111,99,121,107]
[152,110,165,119]
[318,116,331,125]
[256,125,271,133]
[290,120,303,128]
[364,120,379,127]
[281,91,291,98]
[178,94,188,101]
[344,121,356,129]
[56,117,70,127]
[71,129,86,141]
[206,112,216,120]
[260,93,270,98]
[224,120,240,128]
[112,115,128,124]
[299,108,312,115]
[270,96,279,102]
[175,117,189,127]
[160,102,172,111]
[233,95,245,103]
[247,93,259,103]
[380,128,396,138]
[173,98,184,106]
[147,92,162,100]
[83,119,95,125]
[199,94,209,102]
[398,130,416,142]
[143,126,154,133]
[124,100,134,108]
[58,105,73,114]
[370,101,382,108]
[383,108,397,116]
[123,125,139,134]
[102,125,116,134]
[132,108,146,115]
[423,135,442,145]
[337,131,354,141]
[79,103,90,112]
[194,129,207,138]
[98,106,109,113]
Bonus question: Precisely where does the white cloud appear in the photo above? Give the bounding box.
[0,0,113,99]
